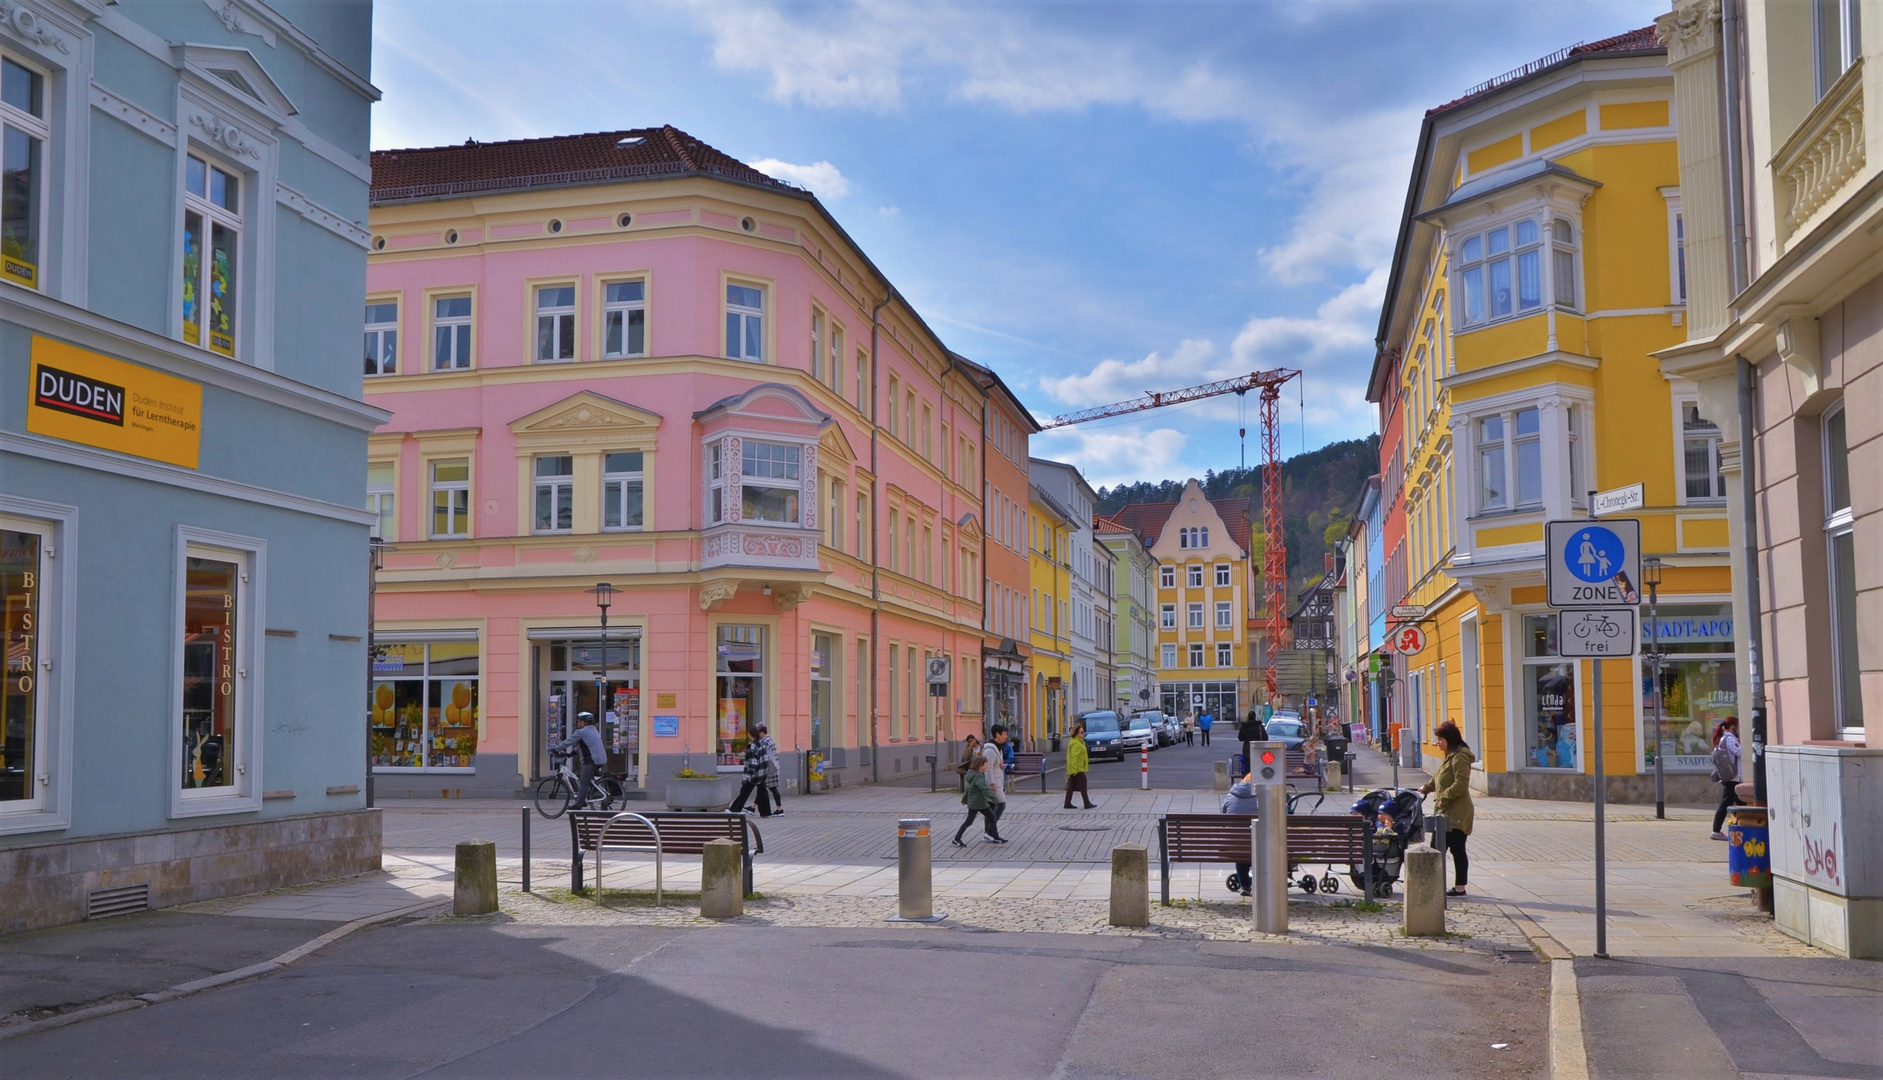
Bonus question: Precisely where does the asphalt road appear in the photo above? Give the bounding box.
[3,919,1548,1079]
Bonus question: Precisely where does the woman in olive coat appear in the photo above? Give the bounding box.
[1421,720,1476,897]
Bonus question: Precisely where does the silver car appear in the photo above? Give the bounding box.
[1133,711,1178,746]
[1121,716,1160,752]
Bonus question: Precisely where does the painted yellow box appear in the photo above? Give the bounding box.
[1476,521,1542,548]
[1467,134,1523,175]
[1529,110,1588,151]
[27,336,202,468]
[1680,515,1731,551]
[1599,101,1669,130]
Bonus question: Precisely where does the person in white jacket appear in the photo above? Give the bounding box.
[1709,716,1741,841]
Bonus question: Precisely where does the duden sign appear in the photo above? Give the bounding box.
[1558,608,1638,657]
[28,336,202,469]
[1547,518,1641,608]
[1591,482,1645,517]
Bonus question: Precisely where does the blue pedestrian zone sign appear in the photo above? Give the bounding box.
[1546,519,1641,608]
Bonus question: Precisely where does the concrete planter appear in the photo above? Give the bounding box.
[664,776,732,812]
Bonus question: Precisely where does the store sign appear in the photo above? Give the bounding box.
[1389,625,1426,654]
[1648,616,1734,644]
[27,336,202,468]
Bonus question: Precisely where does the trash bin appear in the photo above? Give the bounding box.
[1326,737,1349,768]
[1726,806,1770,889]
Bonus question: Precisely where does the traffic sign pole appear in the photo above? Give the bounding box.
[1592,653,1608,959]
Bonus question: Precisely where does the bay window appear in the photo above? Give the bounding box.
[1455,214,1579,328]
[2,54,47,291]
[182,153,241,357]
[602,281,645,358]
[535,286,575,362]
[708,443,724,524]
[1552,219,1579,308]
[1514,407,1542,507]
[740,440,801,524]
[533,455,573,533]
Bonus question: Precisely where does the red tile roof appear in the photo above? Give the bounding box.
[1427,26,1663,116]
[1105,497,1256,553]
[370,125,800,204]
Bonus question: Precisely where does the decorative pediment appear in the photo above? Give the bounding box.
[174,44,297,124]
[954,512,982,541]
[693,383,831,430]
[510,392,662,435]
[817,423,857,466]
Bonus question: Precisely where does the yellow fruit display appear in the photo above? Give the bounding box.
[451,683,470,709]
[445,703,460,724]
[375,684,393,709]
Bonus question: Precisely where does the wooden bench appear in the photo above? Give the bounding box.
[1156,812,1373,904]
[1007,751,1062,794]
[568,810,763,899]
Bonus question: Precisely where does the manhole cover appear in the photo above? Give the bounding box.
[1058,824,1114,832]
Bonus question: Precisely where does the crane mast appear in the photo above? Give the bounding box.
[1044,368,1300,706]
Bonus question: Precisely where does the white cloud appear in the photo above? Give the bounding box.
[1030,425,1189,490]
[745,158,852,197]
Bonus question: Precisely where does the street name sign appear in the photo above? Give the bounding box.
[1591,483,1645,517]
[1557,608,1638,657]
[1546,518,1641,608]
[1389,604,1426,620]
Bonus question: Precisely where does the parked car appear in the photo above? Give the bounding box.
[1122,715,1161,753]
[1133,710,1176,746]
[1264,717,1308,750]
[1080,711,1126,762]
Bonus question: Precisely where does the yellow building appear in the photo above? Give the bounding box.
[1028,485,1073,748]
[1109,480,1256,721]
[1373,28,1734,801]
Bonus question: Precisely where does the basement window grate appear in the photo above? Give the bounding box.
[86,883,150,920]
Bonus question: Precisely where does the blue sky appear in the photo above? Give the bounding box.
[371,0,1664,489]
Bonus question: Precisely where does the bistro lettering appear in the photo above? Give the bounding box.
[34,364,126,427]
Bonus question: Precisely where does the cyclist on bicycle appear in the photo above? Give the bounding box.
[555,712,607,808]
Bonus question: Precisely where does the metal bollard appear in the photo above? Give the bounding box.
[521,806,532,893]
[1248,740,1288,934]
[1140,747,1149,790]
[885,817,946,923]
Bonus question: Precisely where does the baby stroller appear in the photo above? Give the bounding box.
[1349,788,1425,897]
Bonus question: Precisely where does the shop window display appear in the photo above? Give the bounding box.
[1521,613,1578,769]
[182,556,240,789]
[716,625,763,766]
[2,528,40,803]
[370,640,479,771]
[1641,604,1736,771]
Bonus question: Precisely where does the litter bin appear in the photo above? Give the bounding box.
[1726,806,1770,889]
[1326,737,1349,769]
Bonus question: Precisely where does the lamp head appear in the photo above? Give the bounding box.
[1642,556,1663,588]
[587,581,616,609]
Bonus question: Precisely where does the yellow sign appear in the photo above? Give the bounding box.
[656,692,678,709]
[27,336,202,469]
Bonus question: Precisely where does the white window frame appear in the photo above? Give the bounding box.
[535,285,576,363]
[1187,564,1203,588]
[430,458,471,538]
[364,300,398,376]
[1823,402,1862,733]
[1160,565,1175,588]
[1189,643,1205,668]
[1815,0,1863,99]
[1661,189,1686,306]
[366,461,396,540]
[0,498,75,835]
[1215,601,1233,628]
[432,294,473,370]
[1454,215,1545,328]
[1,50,51,293]
[180,150,243,358]
[603,450,645,531]
[738,438,803,525]
[1513,406,1543,508]
[1217,642,1233,667]
[707,441,725,525]
[170,526,265,819]
[1160,603,1176,629]
[1550,217,1580,309]
[532,454,574,534]
[1215,563,1231,587]
[1162,643,1178,668]
[1187,602,1204,629]
[726,281,764,362]
[602,279,647,358]
[810,308,823,382]
[1678,399,1726,505]
[828,323,843,393]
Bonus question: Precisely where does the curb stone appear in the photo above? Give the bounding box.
[0,897,448,1043]
[1549,958,1590,1080]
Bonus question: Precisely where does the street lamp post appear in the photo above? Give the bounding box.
[1643,556,1665,820]
[587,582,615,750]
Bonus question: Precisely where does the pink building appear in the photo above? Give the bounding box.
[363,129,989,798]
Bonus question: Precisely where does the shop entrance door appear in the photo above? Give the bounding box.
[538,638,640,781]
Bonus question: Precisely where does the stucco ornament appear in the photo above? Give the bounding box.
[203,0,277,47]
[698,581,739,611]
[190,111,262,160]
[0,2,70,53]
[1654,0,1721,67]
[772,583,815,612]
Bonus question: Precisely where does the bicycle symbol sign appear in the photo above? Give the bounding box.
[1558,608,1638,657]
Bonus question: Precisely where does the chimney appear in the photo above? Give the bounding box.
[1324,552,1335,573]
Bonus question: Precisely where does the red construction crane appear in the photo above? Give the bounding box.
[1042,368,1301,705]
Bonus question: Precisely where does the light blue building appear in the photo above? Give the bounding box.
[0,0,382,930]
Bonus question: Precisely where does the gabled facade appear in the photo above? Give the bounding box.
[1029,458,1101,714]
[1371,28,1733,801]
[363,128,989,795]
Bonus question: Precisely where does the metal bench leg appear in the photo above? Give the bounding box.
[1158,819,1170,906]
[743,851,754,898]
[572,849,584,893]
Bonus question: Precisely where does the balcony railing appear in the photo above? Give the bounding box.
[700,522,820,573]
[1774,59,1867,244]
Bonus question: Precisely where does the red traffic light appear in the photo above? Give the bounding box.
[1260,750,1276,765]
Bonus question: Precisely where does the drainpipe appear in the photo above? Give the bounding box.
[869,288,894,782]
[1738,355,1767,811]
[1722,0,1750,293]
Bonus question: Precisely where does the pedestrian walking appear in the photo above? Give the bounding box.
[953,755,1002,844]
[1222,771,1261,895]
[1709,716,1741,841]
[1063,721,1097,809]
[758,723,784,816]
[1420,720,1475,897]
[957,734,983,777]
[982,724,1010,842]
[1197,710,1214,746]
[728,729,773,817]
[1238,708,1267,774]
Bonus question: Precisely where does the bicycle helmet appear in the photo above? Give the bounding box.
[576,711,596,724]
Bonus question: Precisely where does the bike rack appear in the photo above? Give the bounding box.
[593,811,663,909]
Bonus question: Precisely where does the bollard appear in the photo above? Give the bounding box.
[699,838,744,919]
[1248,740,1288,934]
[1140,747,1149,790]
[521,806,532,893]
[886,817,946,923]
[1324,760,1343,792]
[1403,849,1445,936]
[1213,759,1230,793]
[454,839,498,916]
[1109,845,1149,927]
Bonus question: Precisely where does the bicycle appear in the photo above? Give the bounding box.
[534,750,625,818]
